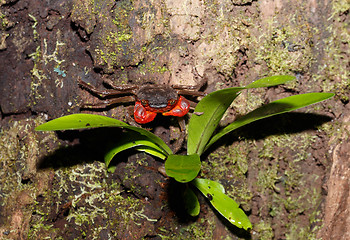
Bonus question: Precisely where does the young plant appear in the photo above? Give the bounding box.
[35,75,334,231]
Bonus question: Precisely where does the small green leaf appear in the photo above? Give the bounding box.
[205,92,335,152]
[35,113,172,156]
[245,75,295,88]
[187,87,244,156]
[126,125,172,156]
[183,187,200,217]
[105,131,168,166]
[192,178,252,230]
[165,154,201,183]
[134,146,168,160]
[107,166,117,173]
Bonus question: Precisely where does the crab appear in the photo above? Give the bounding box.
[78,78,206,125]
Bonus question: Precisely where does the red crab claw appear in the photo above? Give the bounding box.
[163,96,190,117]
[134,102,157,124]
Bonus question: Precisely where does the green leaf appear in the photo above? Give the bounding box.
[107,166,117,173]
[245,75,296,88]
[205,92,335,152]
[35,113,129,130]
[134,146,168,160]
[105,131,168,167]
[35,113,172,156]
[126,125,172,156]
[191,178,252,230]
[187,75,296,156]
[187,87,244,156]
[183,187,200,217]
[165,154,201,183]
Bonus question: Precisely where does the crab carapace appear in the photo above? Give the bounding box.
[78,78,206,124]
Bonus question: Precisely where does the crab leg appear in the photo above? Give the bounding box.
[78,79,136,98]
[176,89,206,97]
[172,117,186,153]
[172,78,207,91]
[187,99,199,109]
[81,96,135,109]
[103,79,138,91]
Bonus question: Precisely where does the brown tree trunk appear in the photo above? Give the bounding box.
[0,0,348,239]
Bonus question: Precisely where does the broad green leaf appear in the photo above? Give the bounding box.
[205,92,335,152]
[187,75,296,156]
[183,187,200,217]
[35,113,129,130]
[35,113,172,155]
[105,131,168,166]
[165,154,201,183]
[187,87,244,156]
[245,75,295,88]
[192,178,252,230]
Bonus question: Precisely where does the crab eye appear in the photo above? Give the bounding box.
[168,99,177,106]
[140,99,148,106]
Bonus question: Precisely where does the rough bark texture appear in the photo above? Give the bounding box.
[0,0,349,239]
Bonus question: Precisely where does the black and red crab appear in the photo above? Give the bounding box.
[78,78,206,124]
